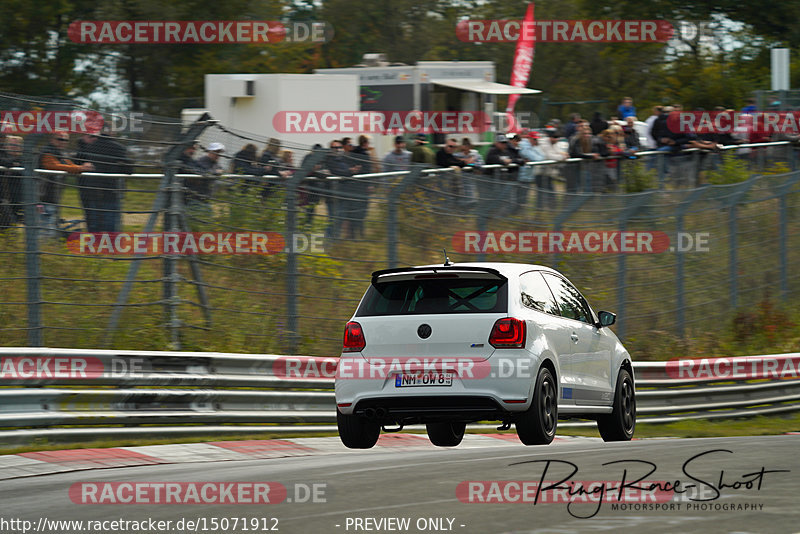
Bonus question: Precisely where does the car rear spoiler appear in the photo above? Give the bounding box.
[371,266,506,285]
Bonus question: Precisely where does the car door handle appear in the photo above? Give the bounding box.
[570,332,579,343]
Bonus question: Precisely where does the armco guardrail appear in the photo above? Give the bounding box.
[1,348,799,445]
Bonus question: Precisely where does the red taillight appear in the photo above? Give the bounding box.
[489,318,526,348]
[343,321,366,352]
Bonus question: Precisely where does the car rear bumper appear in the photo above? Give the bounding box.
[351,395,510,424]
[334,350,546,423]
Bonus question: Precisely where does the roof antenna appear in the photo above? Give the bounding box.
[443,249,453,266]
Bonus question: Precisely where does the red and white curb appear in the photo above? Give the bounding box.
[0,434,599,481]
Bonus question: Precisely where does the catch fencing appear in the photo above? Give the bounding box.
[1,93,800,359]
[0,348,798,446]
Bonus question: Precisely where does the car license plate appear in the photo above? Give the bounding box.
[395,372,453,387]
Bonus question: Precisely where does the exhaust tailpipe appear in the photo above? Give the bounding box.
[375,407,387,419]
[364,408,376,419]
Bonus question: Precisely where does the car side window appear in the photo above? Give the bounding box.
[519,271,560,315]
[542,273,594,324]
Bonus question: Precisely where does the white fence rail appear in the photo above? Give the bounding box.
[1,348,798,445]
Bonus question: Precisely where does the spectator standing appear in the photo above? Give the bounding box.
[38,131,94,236]
[568,122,609,192]
[454,138,483,206]
[569,122,608,159]
[299,144,326,225]
[325,139,361,239]
[486,133,525,214]
[184,142,224,216]
[517,130,545,182]
[651,106,677,149]
[563,113,582,140]
[436,138,468,204]
[231,143,262,176]
[409,133,435,165]
[644,106,662,149]
[589,112,609,136]
[347,135,374,238]
[0,135,24,228]
[538,128,568,204]
[454,138,484,166]
[341,137,354,153]
[277,149,295,177]
[74,130,131,232]
[516,130,545,210]
[257,139,282,199]
[741,98,757,114]
[197,143,225,176]
[259,139,280,175]
[600,129,624,191]
[623,116,640,150]
[617,97,637,119]
[178,142,204,174]
[382,135,411,171]
[435,138,467,169]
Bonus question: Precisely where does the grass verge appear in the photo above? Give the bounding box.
[2,412,798,455]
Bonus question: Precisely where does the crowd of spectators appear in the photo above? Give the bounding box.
[0,95,785,238]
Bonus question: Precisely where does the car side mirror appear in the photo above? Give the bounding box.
[598,311,616,327]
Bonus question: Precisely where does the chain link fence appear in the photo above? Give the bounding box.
[1,93,799,358]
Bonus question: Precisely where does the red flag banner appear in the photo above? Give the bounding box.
[506,3,536,120]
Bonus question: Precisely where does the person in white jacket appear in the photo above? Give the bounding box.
[538,128,569,206]
[512,131,546,213]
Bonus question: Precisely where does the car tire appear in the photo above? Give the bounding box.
[426,422,466,447]
[597,368,636,442]
[515,366,557,445]
[337,409,380,449]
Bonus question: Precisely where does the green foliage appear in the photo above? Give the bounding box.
[705,153,751,184]
[623,159,657,192]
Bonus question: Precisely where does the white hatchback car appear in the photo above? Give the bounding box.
[335,262,635,448]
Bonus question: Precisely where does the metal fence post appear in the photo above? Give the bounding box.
[387,169,420,268]
[22,133,42,346]
[105,115,213,345]
[472,167,503,263]
[551,193,593,270]
[726,178,758,310]
[285,147,326,354]
[657,152,666,189]
[615,193,652,340]
[164,162,181,349]
[779,191,788,302]
[581,159,591,193]
[777,172,800,302]
[675,186,710,337]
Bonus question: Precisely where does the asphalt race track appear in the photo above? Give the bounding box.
[1,435,797,534]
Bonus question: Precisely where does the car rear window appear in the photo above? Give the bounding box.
[356,277,508,316]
